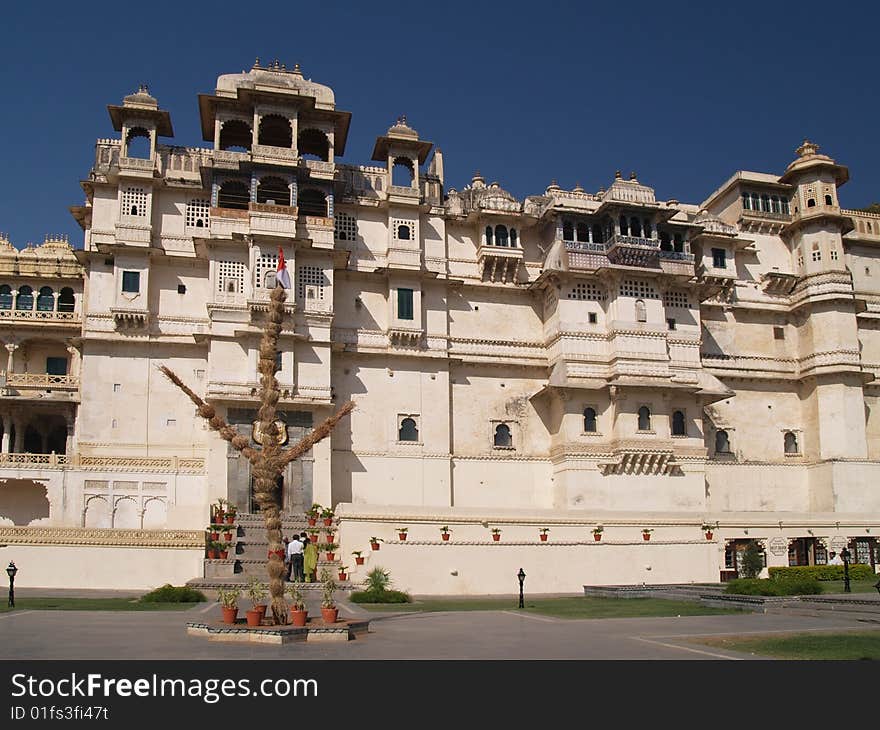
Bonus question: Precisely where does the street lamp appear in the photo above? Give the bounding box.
[517,568,526,609]
[6,561,17,608]
[840,547,851,594]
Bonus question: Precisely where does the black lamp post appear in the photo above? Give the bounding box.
[6,561,17,608]
[517,568,526,609]
[840,547,851,594]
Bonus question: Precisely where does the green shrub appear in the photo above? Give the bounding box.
[740,540,764,579]
[769,565,875,582]
[724,577,821,596]
[364,567,392,593]
[140,584,206,603]
[350,589,412,604]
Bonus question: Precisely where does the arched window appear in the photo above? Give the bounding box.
[592,224,604,244]
[807,198,816,208]
[256,177,290,205]
[58,287,75,313]
[750,192,760,211]
[495,225,508,247]
[494,423,512,448]
[630,217,642,237]
[583,407,597,433]
[715,430,730,454]
[298,188,328,217]
[217,180,250,210]
[509,229,518,247]
[824,194,833,206]
[784,431,799,454]
[398,417,419,442]
[780,198,790,214]
[742,192,751,210]
[16,285,33,310]
[485,226,493,246]
[36,286,54,311]
[637,406,651,431]
[760,194,771,212]
[218,120,252,152]
[0,285,12,310]
[659,232,672,251]
[635,298,647,323]
[391,158,414,187]
[576,223,589,242]
[643,220,652,239]
[619,215,629,236]
[257,114,292,148]
[397,224,411,240]
[770,195,781,213]
[298,128,329,161]
[562,222,574,241]
[671,410,686,436]
[125,127,151,159]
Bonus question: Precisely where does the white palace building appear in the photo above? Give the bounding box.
[1,60,878,593]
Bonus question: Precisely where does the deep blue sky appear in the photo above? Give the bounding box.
[1,1,878,248]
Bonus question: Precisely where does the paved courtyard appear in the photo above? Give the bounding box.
[2,590,878,660]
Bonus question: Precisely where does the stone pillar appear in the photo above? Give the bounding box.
[66,345,79,378]
[1,415,10,453]
[252,110,260,149]
[5,342,17,375]
[65,413,75,456]
[13,418,24,452]
[250,171,258,203]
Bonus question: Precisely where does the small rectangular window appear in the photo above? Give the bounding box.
[667,318,676,331]
[588,312,597,324]
[398,288,414,320]
[177,284,186,294]
[774,327,785,340]
[113,383,122,392]
[46,357,67,376]
[122,271,141,293]
[166,419,176,427]
[712,248,726,269]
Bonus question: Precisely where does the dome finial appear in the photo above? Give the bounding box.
[615,170,622,179]
[797,139,819,157]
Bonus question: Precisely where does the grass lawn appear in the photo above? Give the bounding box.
[357,596,743,619]
[696,631,880,660]
[0,597,202,613]
[819,580,880,594]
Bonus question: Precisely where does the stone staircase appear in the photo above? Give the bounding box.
[187,513,355,593]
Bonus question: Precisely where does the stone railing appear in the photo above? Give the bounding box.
[5,373,78,389]
[606,233,659,250]
[388,184,420,199]
[77,455,206,473]
[0,309,79,323]
[741,208,791,222]
[251,144,299,162]
[248,202,297,216]
[0,452,69,468]
[118,156,156,172]
[302,159,335,175]
[564,240,606,253]
[659,249,695,262]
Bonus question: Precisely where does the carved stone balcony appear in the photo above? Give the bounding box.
[388,184,421,205]
[209,207,249,238]
[211,149,250,170]
[597,443,683,476]
[251,144,299,166]
[477,244,523,283]
[248,202,298,238]
[0,309,80,327]
[658,249,696,278]
[118,156,156,178]
[739,207,791,234]
[0,452,69,469]
[297,216,334,248]
[761,270,799,295]
[605,234,659,267]
[300,159,335,179]
[387,326,424,347]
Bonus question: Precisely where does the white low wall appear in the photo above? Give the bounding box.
[0,545,204,590]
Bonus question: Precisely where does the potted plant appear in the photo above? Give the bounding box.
[320,568,338,624]
[212,498,227,523]
[206,541,218,560]
[246,578,267,625]
[306,503,321,527]
[324,542,339,561]
[225,503,237,525]
[337,565,348,581]
[207,525,220,542]
[642,528,653,541]
[223,526,233,542]
[539,527,550,542]
[397,527,409,541]
[325,531,335,544]
[701,523,715,540]
[491,528,502,542]
[592,525,604,542]
[440,526,451,541]
[217,541,229,560]
[217,587,240,624]
[369,537,381,551]
[321,507,335,526]
[286,583,307,627]
[307,528,320,544]
[352,550,365,566]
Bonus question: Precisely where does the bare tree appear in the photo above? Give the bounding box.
[160,284,353,624]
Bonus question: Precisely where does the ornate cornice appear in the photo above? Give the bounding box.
[0,526,203,548]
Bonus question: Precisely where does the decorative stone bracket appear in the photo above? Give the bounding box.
[598,450,682,476]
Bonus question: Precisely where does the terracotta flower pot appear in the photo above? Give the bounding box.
[594,533,602,541]
[225,515,235,525]
[338,572,347,581]
[705,531,713,540]
[221,606,238,624]
[643,533,651,541]
[321,607,338,624]
[245,610,262,627]
[210,532,219,541]
[441,533,450,541]
[355,556,365,565]
[326,533,335,543]
[224,532,232,542]
[307,517,317,526]
[370,542,380,551]
[207,549,218,559]
[219,550,228,560]
[492,534,501,542]
[399,533,408,541]
[215,511,225,523]
[326,552,335,561]
[255,604,267,619]
[323,518,333,527]
[540,534,548,542]
[289,609,308,627]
